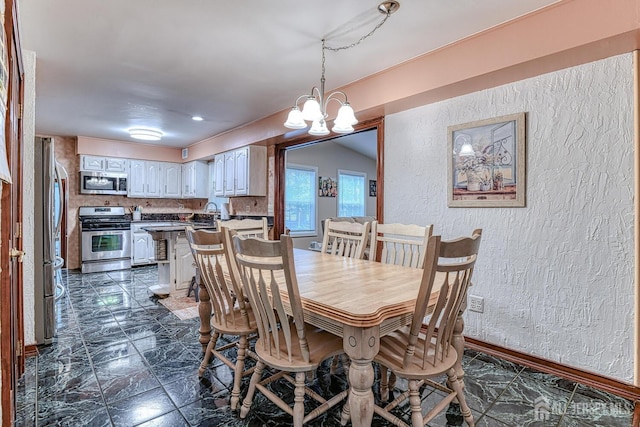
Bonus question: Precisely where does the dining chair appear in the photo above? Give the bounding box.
[233,234,348,427]
[185,226,258,410]
[321,218,370,259]
[373,229,482,427]
[321,219,371,374]
[370,221,433,268]
[216,217,269,239]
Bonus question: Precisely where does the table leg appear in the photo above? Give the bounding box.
[342,325,379,427]
[198,279,211,352]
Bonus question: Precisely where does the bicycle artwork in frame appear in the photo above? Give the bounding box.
[447,112,526,207]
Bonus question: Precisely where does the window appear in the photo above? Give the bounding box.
[285,164,317,236]
[338,169,366,217]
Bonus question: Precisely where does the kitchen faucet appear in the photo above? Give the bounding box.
[203,202,218,222]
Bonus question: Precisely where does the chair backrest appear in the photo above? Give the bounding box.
[232,234,309,363]
[370,221,433,268]
[406,229,482,370]
[185,226,251,329]
[320,219,370,259]
[217,217,269,239]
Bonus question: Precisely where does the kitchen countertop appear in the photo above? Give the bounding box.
[141,222,216,235]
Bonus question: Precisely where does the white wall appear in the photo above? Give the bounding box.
[22,49,36,345]
[385,53,634,382]
[287,140,377,249]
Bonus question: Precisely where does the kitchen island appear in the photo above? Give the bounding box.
[142,222,216,296]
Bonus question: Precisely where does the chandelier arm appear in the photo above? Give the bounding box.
[323,91,349,112]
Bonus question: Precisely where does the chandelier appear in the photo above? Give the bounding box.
[283,1,400,136]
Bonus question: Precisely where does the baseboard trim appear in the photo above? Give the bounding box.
[464,337,640,402]
[24,345,38,358]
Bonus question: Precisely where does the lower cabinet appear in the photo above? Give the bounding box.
[174,235,196,292]
[132,232,154,265]
[131,222,171,266]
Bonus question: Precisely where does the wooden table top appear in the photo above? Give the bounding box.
[288,249,439,328]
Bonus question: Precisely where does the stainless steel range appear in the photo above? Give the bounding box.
[79,206,132,273]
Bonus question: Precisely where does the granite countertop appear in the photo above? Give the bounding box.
[141,222,217,233]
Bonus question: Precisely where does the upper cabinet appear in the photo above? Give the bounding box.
[214,145,266,197]
[82,155,208,200]
[128,160,182,198]
[213,155,225,196]
[163,163,182,198]
[80,155,128,173]
[181,161,208,198]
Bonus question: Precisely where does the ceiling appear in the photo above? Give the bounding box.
[18,0,560,149]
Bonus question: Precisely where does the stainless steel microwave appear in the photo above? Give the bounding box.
[79,171,128,195]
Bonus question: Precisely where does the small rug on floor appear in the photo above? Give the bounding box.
[157,295,199,320]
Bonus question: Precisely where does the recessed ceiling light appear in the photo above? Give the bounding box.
[192,116,204,121]
[129,128,163,141]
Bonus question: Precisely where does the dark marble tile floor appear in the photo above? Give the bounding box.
[14,267,635,426]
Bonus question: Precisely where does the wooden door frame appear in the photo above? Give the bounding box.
[272,117,385,238]
[1,0,24,424]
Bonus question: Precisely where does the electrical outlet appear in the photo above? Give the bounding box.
[468,295,484,313]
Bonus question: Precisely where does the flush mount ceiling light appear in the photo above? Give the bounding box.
[284,1,400,136]
[191,116,204,121]
[129,128,163,141]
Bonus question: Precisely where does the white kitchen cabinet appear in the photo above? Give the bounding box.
[213,155,225,196]
[131,222,171,266]
[132,232,154,265]
[163,162,182,198]
[223,151,236,196]
[80,155,128,172]
[128,160,147,197]
[145,161,163,197]
[128,160,167,198]
[181,160,208,198]
[215,145,266,197]
[174,235,196,291]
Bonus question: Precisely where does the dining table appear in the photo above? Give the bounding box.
[197,248,468,427]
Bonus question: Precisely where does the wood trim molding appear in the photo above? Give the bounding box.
[23,345,38,358]
[634,49,640,387]
[464,336,640,403]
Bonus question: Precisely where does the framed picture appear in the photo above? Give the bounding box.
[369,180,377,197]
[318,176,337,197]
[447,112,526,207]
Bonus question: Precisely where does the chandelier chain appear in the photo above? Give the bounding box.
[320,10,393,82]
[324,11,392,53]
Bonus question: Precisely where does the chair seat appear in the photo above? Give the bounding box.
[211,307,258,335]
[375,326,458,379]
[254,324,343,372]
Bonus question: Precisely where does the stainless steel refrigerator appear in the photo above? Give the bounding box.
[34,136,67,345]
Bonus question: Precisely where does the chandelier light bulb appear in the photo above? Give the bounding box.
[335,103,358,126]
[308,119,330,136]
[301,97,323,122]
[332,121,354,134]
[284,107,307,129]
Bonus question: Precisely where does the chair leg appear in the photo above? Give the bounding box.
[198,331,219,377]
[380,365,389,402]
[408,380,423,427]
[240,361,264,419]
[340,399,351,426]
[230,334,248,410]
[341,354,350,382]
[293,372,306,427]
[446,369,475,427]
[330,355,340,374]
